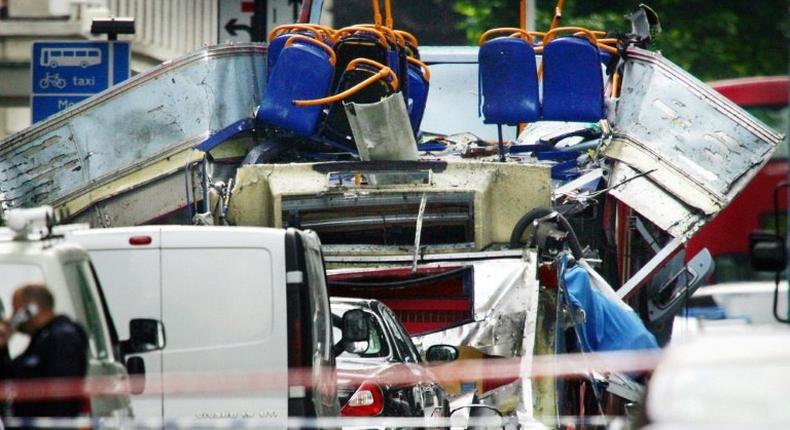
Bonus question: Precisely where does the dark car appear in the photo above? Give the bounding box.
[331,297,458,421]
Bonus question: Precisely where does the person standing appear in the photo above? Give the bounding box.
[0,284,88,418]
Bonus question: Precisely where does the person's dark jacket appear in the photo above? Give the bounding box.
[0,315,89,417]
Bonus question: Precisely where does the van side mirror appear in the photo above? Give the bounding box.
[750,231,786,272]
[426,344,459,362]
[342,309,369,354]
[125,356,146,395]
[124,318,165,354]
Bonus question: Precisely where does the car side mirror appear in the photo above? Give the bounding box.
[750,231,786,272]
[342,309,369,342]
[426,344,459,362]
[125,356,146,395]
[342,309,369,354]
[124,318,165,354]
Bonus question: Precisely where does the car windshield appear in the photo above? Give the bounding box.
[331,305,390,359]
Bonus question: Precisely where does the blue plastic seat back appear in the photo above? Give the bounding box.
[266,34,290,79]
[391,47,409,102]
[406,63,429,136]
[268,33,333,79]
[542,36,605,122]
[478,37,540,125]
[257,41,335,137]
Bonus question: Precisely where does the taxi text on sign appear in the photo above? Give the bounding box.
[31,40,130,123]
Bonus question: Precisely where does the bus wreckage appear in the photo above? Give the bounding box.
[0,0,783,426]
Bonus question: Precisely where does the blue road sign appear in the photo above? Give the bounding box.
[31,40,130,123]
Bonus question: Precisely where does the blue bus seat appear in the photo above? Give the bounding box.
[257,36,336,137]
[266,25,332,79]
[479,35,540,125]
[406,58,429,137]
[542,36,605,122]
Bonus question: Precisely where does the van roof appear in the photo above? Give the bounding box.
[0,223,89,243]
[66,225,290,249]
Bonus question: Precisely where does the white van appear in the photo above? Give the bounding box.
[66,226,340,423]
[0,207,162,419]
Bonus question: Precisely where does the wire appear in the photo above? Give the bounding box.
[327,266,469,289]
[555,168,657,201]
[183,150,196,223]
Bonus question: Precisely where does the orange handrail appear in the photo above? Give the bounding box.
[371,0,394,29]
[284,35,336,66]
[372,0,383,28]
[597,44,618,54]
[346,58,399,90]
[407,57,430,81]
[395,30,419,48]
[293,59,398,107]
[336,25,389,48]
[384,0,394,29]
[544,26,599,46]
[548,0,566,31]
[479,27,537,45]
[612,71,622,98]
[268,24,323,43]
[356,23,404,47]
[542,26,618,53]
[304,24,338,43]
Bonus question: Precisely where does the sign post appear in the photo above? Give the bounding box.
[30,40,130,123]
[218,0,304,43]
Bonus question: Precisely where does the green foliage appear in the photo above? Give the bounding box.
[454,0,789,80]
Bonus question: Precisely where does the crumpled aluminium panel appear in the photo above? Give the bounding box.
[413,257,540,358]
[604,47,784,230]
[0,44,266,212]
[410,255,541,420]
[608,163,702,238]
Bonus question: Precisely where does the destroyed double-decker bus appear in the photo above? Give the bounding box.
[0,0,784,427]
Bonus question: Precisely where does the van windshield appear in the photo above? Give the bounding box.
[63,262,112,360]
[0,261,111,361]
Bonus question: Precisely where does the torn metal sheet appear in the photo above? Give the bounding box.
[412,258,540,358]
[604,47,784,218]
[608,163,702,238]
[0,44,266,219]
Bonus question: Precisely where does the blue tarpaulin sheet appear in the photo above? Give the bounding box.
[564,265,658,352]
